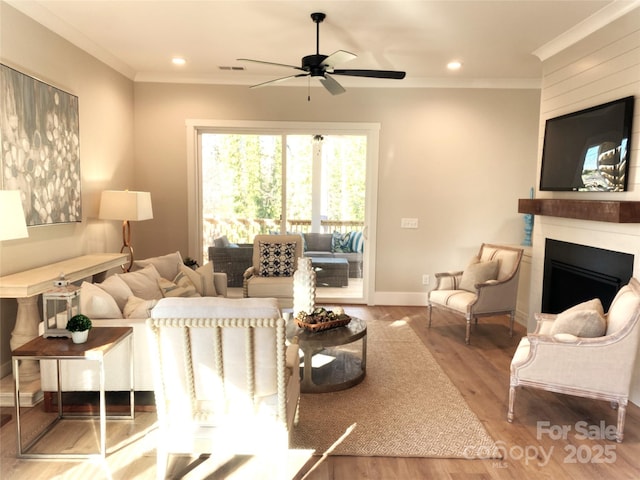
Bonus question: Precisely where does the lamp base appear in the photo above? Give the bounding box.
[121,220,135,272]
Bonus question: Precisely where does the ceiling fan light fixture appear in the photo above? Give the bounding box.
[238,12,406,96]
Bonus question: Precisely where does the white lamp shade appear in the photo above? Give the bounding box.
[99,190,153,221]
[0,190,29,241]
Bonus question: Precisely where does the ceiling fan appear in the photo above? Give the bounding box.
[237,12,406,96]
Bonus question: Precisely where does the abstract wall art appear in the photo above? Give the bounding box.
[1,64,81,226]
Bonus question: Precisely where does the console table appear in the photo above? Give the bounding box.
[0,254,127,387]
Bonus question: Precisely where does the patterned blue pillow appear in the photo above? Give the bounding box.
[332,232,352,253]
[350,231,364,253]
[259,242,296,277]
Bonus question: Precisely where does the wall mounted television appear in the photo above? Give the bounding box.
[539,96,635,192]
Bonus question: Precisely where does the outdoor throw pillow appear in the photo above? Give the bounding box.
[459,259,499,292]
[259,241,296,277]
[350,231,364,253]
[332,231,352,253]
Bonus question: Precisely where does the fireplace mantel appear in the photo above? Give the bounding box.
[518,199,640,223]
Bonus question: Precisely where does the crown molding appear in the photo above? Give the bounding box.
[533,0,640,61]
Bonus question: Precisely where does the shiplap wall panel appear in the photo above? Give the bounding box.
[542,31,640,95]
[528,7,640,403]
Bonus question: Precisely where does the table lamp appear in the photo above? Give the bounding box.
[99,190,153,272]
[0,190,28,241]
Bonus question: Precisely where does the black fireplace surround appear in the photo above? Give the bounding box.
[542,239,634,314]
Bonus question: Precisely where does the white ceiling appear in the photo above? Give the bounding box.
[6,0,640,89]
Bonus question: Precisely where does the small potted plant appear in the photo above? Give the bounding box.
[66,314,92,344]
[184,257,199,270]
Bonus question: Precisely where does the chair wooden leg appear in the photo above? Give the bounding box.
[616,400,627,443]
[507,385,516,422]
[509,311,515,337]
[465,318,471,344]
[427,305,432,328]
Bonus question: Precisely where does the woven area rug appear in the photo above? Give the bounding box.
[290,319,500,458]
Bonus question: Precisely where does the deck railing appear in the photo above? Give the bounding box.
[203,217,364,254]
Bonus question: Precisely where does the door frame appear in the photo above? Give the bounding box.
[186,119,379,305]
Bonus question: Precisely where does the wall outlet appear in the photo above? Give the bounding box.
[422,274,430,285]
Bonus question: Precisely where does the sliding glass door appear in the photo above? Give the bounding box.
[188,120,379,304]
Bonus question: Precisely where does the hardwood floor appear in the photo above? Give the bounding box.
[1,305,639,479]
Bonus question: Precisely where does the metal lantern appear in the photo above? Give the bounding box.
[42,285,81,338]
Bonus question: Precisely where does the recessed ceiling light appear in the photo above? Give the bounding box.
[447,61,462,71]
[172,57,186,66]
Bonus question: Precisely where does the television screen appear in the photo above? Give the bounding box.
[539,96,634,192]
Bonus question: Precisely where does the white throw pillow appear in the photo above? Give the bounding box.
[550,298,606,338]
[96,275,134,312]
[132,251,183,281]
[123,296,158,319]
[178,263,218,297]
[117,264,163,300]
[80,281,123,319]
[158,274,200,298]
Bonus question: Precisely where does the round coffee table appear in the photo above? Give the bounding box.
[286,317,367,393]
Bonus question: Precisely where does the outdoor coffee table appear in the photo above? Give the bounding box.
[286,317,366,393]
[12,327,134,459]
[310,257,349,287]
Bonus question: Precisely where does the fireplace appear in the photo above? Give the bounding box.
[542,239,634,313]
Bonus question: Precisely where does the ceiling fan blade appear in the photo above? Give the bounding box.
[237,58,304,71]
[320,50,357,68]
[319,74,346,95]
[332,69,406,79]
[250,73,309,89]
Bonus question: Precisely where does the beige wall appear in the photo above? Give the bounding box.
[529,8,640,402]
[0,5,134,373]
[133,83,540,302]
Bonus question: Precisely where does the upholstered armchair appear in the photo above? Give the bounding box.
[427,243,524,344]
[243,234,304,308]
[508,277,640,443]
[147,297,300,479]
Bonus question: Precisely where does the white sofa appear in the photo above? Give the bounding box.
[39,251,228,393]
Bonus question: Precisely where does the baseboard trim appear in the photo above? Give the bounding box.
[372,291,428,306]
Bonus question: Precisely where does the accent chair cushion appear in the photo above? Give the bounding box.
[459,259,499,292]
[258,241,296,277]
[550,298,606,337]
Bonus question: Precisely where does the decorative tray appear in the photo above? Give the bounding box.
[294,307,351,332]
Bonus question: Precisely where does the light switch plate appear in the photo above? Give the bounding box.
[401,217,419,229]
